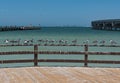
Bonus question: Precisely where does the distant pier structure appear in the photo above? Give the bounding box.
[0,25,41,31]
[91,19,120,31]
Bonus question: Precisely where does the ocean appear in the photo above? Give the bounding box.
[0,27,120,68]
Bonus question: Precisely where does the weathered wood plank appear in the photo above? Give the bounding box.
[1,59,120,65]
[0,67,120,83]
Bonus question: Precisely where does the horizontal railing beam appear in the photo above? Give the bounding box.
[88,52,120,55]
[38,59,85,63]
[0,59,33,64]
[0,51,33,55]
[0,51,120,55]
[1,59,120,64]
[38,51,85,55]
[88,60,120,64]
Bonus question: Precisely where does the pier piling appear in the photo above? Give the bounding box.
[84,45,88,67]
[34,45,38,66]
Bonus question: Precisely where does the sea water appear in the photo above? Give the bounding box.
[0,27,120,68]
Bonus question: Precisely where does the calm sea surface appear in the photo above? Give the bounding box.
[0,27,120,67]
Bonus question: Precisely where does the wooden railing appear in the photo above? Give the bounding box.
[0,45,120,67]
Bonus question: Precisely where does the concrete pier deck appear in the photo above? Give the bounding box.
[0,67,120,83]
[91,19,120,30]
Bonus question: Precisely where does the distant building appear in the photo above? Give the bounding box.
[91,19,120,30]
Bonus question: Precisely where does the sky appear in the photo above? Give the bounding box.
[0,0,120,26]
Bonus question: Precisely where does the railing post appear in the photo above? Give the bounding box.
[84,45,88,67]
[34,45,38,66]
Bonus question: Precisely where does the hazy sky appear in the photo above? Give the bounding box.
[0,0,120,26]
